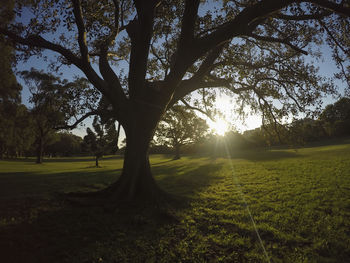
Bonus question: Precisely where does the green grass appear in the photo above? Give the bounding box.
[0,143,350,262]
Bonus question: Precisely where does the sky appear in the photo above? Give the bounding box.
[14,3,347,139]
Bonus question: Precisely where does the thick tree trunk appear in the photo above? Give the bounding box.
[108,129,161,202]
[105,106,166,203]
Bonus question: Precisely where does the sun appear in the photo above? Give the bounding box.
[208,118,229,136]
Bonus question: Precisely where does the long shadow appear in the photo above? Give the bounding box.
[0,161,225,263]
[151,159,175,165]
[154,161,225,197]
[1,155,124,163]
[0,169,122,200]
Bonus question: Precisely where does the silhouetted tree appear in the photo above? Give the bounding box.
[82,116,119,167]
[1,0,350,202]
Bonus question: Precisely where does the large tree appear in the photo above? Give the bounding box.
[1,0,350,202]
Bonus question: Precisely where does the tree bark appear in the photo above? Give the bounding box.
[105,105,165,203]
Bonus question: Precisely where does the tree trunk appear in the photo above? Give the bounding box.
[105,107,165,203]
[36,136,43,164]
[174,143,181,160]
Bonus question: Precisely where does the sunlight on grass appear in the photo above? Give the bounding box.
[0,143,350,262]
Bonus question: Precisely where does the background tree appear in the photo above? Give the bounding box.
[46,132,83,157]
[21,69,99,163]
[1,0,350,202]
[155,104,208,159]
[0,0,31,158]
[82,116,119,167]
[319,97,350,137]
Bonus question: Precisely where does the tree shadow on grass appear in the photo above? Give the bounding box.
[1,155,124,163]
[0,169,122,200]
[154,161,225,198]
[0,161,225,263]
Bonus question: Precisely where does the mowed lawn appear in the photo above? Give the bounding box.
[0,142,350,262]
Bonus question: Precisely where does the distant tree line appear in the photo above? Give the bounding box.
[245,97,350,147]
[150,97,350,158]
[0,63,119,162]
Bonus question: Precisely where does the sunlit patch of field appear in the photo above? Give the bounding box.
[0,142,349,262]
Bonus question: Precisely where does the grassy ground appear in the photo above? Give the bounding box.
[0,142,350,262]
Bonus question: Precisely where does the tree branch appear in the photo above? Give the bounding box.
[192,44,225,81]
[248,33,308,55]
[273,11,332,20]
[170,77,252,107]
[180,99,214,121]
[178,0,200,46]
[318,20,350,55]
[194,0,295,59]
[309,0,350,17]
[255,91,282,143]
[72,0,89,63]
[0,28,82,67]
[127,0,160,97]
[54,110,98,130]
[165,0,200,83]
[150,43,168,71]
[98,49,128,109]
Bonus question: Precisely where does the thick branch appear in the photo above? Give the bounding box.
[165,0,200,83]
[72,0,89,63]
[127,0,159,97]
[191,44,225,81]
[169,44,224,106]
[178,0,200,46]
[0,28,82,67]
[194,0,295,58]
[98,49,127,108]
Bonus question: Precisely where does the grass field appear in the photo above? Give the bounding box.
[0,141,350,262]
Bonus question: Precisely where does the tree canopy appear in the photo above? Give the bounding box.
[1,0,350,202]
[155,104,208,159]
[21,68,99,163]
